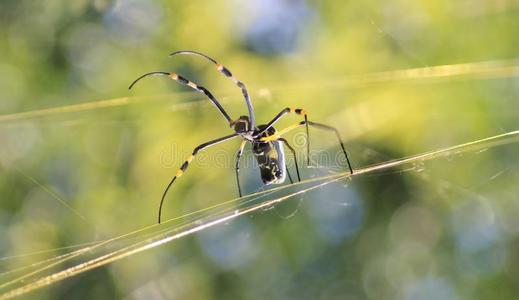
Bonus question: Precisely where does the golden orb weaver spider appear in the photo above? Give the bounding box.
[129,50,354,223]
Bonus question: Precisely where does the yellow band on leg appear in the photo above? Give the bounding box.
[259,122,304,141]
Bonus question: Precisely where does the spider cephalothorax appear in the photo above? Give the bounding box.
[129,50,354,223]
[231,115,251,135]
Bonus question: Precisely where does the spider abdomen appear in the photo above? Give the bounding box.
[252,140,286,185]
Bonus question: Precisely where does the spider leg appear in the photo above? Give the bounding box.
[305,121,353,174]
[158,133,239,223]
[279,138,301,182]
[260,121,353,174]
[255,108,310,165]
[286,167,294,184]
[235,140,247,197]
[170,50,256,128]
[129,71,232,125]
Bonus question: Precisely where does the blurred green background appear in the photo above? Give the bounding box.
[1,0,519,299]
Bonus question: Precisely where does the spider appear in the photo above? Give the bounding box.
[129,50,354,223]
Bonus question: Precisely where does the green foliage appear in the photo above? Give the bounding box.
[0,1,518,299]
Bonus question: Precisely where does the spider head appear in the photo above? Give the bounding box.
[231,115,251,133]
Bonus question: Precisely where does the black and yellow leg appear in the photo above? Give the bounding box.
[257,107,310,164]
[261,121,353,175]
[129,71,232,125]
[158,133,239,223]
[170,50,256,128]
[279,138,301,182]
[235,140,247,197]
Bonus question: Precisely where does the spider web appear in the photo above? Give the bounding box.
[0,127,517,298]
[0,58,518,299]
